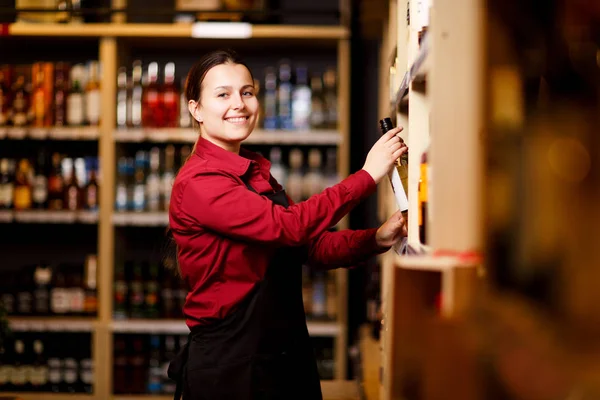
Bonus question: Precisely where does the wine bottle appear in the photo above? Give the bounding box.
[379,117,409,220]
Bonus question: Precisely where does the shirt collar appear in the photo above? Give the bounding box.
[194,136,271,177]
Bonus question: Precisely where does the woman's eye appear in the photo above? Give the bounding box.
[243,91,254,97]
[218,93,228,98]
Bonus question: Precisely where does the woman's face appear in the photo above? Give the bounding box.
[190,63,259,152]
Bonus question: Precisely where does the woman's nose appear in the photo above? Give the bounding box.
[232,95,245,110]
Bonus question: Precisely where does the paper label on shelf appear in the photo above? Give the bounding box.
[191,22,252,39]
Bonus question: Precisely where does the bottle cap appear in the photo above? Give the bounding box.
[379,117,394,134]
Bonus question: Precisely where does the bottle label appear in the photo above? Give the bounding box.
[47,358,62,384]
[67,93,84,125]
[33,175,48,205]
[86,89,101,125]
[63,358,77,384]
[133,185,145,211]
[115,185,127,211]
[10,366,27,385]
[30,366,48,386]
[13,186,32,210]
[17,291,33,313]
[0,365,13,385]
[70,288,85,313]
[0,184,14,207]
[34,288,50,314]
[51,288,70,314]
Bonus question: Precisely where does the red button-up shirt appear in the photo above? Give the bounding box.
[169,137,385,327]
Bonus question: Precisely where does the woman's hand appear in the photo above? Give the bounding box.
[362,126,407,184]
[375,210,408,248]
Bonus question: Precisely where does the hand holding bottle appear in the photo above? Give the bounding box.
[362,126,407,183]
[375,209,408,248]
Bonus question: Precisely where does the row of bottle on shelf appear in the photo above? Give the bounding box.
[0,331,334,395]
[0,62,101,129]
[0,152,99,211]
[1,256,98,317]
[0,59,339,132]
[116,60,338,131]
[0,332,93,393]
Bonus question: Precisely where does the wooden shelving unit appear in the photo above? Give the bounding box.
[1,1,356,399]
[377,0,484,399]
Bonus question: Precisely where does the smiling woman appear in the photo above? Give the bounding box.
[165,48,408,400]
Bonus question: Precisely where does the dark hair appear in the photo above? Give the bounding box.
[164,49,253,276]
[185,49,254,110]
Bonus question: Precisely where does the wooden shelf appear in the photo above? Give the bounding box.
[0,210,99,224]
[393,253,480,272]
[8,317,97,332]
[114,128,342,145]
[111,318,341,337]
[1,394,93,400]
[0,126,99,140]
[6,22,349,40]
[112,212,169,227]
[112,381,358,400]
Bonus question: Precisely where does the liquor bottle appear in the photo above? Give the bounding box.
[142,62,160,127]
[83,255,98,316]
[130,61,143,128]
[113,336,127,393]
[85,61,101,126]
[31,339,49,392]
[162,62,179,128]
[147,335,162,394]
[47,336,62,393]
[50,266,69,315]
[311,271,326,318]
[33,262,52,316]
[303,149,324,200]
[62,158,81,211]
[160,265,175,318]
[32,63,48,127]
[161,145,175,211]
[129,337,147,394]
[161,336,177,394]
[116,67,128,129]
[286,148,304,203]
[67,64,85,126]
[63,335,78,392]
[79,336,93,393]
[113,262,128,319]
[291,66,311,131]
[16,266,34,315]
[0,271,16,315]
[11,74,30,127]
[263,67,277,130]
[144,262,160,318]
[173,276,187,319]
[13,158,33,211]
[310,75,326,129]
[0,158,14,209]
[146,147,161,212]
[115,157,128,211]
[54,63,69,127]
[84,158,99,211]
[418,148,429,244]
[47,153,64,211]
[323,68,338,129]
[379,117,409,220]
[32,150,49,209]
[0,67,10,127]
[268,147,287,188]
[132,151,147,212]
[0,338,15,391]
[129,262,145,318]
[277,60,293,130]
[11,339,27,390]
[68,265,85,316]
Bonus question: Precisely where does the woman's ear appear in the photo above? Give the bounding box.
[188,100,203,123]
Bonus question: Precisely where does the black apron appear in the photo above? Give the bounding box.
[167,186,323,400]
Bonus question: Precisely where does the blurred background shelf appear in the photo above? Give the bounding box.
[0,394,93,400]
[0,211,99,224]
[0,126,100,141]
[7,317,97,332]
[113,128,342,145]
[112,212,169,227]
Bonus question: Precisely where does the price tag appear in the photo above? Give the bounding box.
[191,22,252,39]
